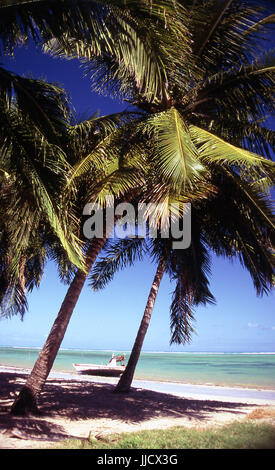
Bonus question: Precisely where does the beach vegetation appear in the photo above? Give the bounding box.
[7,102,144,415]
[53,421,275,449]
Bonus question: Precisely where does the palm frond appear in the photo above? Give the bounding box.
[223,168,275,233]
[190,125,275,180]
[0,0,111,53]
[185,50,275,139]
[169,279,196,345]
[197,175,275,296]
[211,119,275,161]
[189,0,270,73]
[42,0,191,102]
[90,237,146,290]
[0,66,71,142]
[142,108,207,191]
[196,0,234,58]
[0,103,85,271]
[169,215,215,345]
[0,281,28,319]
[242,13,275,37]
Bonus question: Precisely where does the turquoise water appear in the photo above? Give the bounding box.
[1,347,275,389]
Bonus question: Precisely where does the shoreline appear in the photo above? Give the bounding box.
[1,348,275,391]
[2,362,275,390]
[1,364,275,405]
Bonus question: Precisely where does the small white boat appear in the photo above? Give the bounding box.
[73,353,126,377]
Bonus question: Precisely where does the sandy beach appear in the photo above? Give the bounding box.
[0,366,275,449]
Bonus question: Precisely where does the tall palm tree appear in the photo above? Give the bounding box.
[9,0,275,412]
[0,0,185,414]
[90,220,215,392]
[6,1,192,415]
[8,105,145,415]
[90,168,274,393]
[57,0,275,393]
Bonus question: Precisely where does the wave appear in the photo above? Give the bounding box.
[1,346,275,355]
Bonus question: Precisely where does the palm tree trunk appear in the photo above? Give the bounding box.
[114,257,166,393]
[10,237,106,415]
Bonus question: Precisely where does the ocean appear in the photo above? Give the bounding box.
[1,347,275,389]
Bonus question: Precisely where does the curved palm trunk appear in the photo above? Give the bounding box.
[115,257,166,393]
[10,238,106,415]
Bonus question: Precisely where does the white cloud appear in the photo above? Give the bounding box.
[248,322,259,328]
[248,322,275,331]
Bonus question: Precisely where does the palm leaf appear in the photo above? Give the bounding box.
[0,104,85,271]
[190,125,275,178]
[223,169,275,232]
[188,0,263,73]
[196,0,234,58]
[41,0,190,102]
[144,108,207,191]
[169,280,196,345]
[0,67,70,141]
[242,13,275,37]
[90,237,145,290]
[195,176,275,296]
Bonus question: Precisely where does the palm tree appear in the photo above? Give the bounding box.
[51,0,275,224]
[9,0,275,411]
[90,220,215,392]
[90,167,274,393]
[5,1,192,415]
[1,0,184,103]
[0,72,88,318]
[0,0,185,414]
[56,0,275,393]
[116,255,167,392]
[8,105,146,415]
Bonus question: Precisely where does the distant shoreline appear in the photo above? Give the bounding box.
[1,345,275,354]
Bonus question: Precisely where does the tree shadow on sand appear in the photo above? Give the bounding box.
[41,377,255,422]
[0,371,260,443]
[0,372,69,442]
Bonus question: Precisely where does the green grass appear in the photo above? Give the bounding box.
[54,421,275,449]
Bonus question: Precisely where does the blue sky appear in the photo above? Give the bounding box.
[0,42,274,353]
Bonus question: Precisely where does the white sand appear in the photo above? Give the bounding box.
[0,366,275,449]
